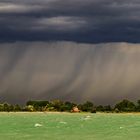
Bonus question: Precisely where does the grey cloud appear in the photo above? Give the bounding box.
[0,41,140,105]
[0,0,140,42]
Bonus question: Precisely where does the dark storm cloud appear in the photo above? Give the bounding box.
[0,41,140,105]
[0,0,140,43]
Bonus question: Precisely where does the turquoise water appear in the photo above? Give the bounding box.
[0,113,140,140]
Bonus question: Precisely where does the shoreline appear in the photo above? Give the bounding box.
[0,111,140,115]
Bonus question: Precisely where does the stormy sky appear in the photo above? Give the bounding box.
[0,0,140,105]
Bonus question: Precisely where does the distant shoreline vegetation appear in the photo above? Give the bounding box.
[0,99,140,113]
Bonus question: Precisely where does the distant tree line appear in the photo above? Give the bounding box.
[1,99,140,113]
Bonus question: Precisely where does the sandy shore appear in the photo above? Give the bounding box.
[0,111,140,115]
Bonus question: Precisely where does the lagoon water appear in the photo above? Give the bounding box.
[0,113,140,140]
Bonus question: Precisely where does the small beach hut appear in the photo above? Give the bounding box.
[71,106,80,113]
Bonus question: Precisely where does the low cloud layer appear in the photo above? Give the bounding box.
[0,0,140,43]
[0,41,140,105]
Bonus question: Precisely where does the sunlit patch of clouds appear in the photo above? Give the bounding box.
[0,3,41,13]
[34,16,88,31]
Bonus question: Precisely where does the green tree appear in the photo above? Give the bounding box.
[115,99,136,112]
[61,101,76,112]
[135,100,140,112]
[80,101,94,112]
[51,100,64,111]
[26,100,49,111]
[104,105,112,112]
[25,105,35,112]
[96,105,104,112]
[3,103,10,112]
[14,104,21,111]
[0,104,4,111]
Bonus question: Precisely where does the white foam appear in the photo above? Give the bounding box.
[34,123,42,127]
[81,116,92,121]
[59,121,67,124]
[86,115,91,118]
